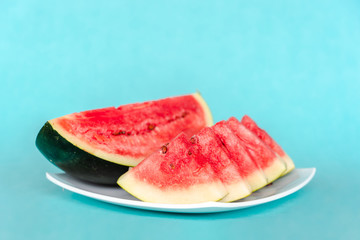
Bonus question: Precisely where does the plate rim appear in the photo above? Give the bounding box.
[46,167,316,213]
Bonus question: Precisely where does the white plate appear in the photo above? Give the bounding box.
[46,168,316,213]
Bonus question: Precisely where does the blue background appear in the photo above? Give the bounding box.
[1,0,359,239]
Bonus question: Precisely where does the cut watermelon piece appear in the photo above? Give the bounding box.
[227,117,286,184]
[36,93,213,184]
[117,133,228,204]
[190,128,251,202]
[241,115,295,175]
[212,121,268,192]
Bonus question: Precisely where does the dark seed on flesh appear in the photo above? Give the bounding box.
[148,124,156,131]
[182,111,188,118]
[189,137,196,144]
[161,145,168,154]
[112,130,126,136]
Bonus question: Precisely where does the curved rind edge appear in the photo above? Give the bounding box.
[36,122,129,184]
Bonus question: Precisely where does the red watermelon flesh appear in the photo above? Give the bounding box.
[49,93,213,167]
[227,117,286,183]
[241,115,295,175]
[211,121,268,192]
[190,127,251,202]
[117,133,228,204]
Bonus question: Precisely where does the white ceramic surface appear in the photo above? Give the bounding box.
[46,168,316,213]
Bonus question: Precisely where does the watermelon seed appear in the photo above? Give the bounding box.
[166,111,189,123]
[148,123,156,131]
[161,145,168,154]
[188,150,192,155]
[169,163,175,169]
[189,137,196,144]
[112,130,126,136]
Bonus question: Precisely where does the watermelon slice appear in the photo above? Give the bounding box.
[227,117,287,184]
[36,93,213,184]
[118,117,296,204]
[117,133,228,204]
[190,128,252,202]
[211,121,268,191]
[241,115,295,175]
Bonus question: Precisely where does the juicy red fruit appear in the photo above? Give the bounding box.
[117,133,227,204]
[52,93,212,166]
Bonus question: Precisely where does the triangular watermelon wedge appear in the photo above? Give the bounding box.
[117,133,228,204]
[241,115,295,175]
[227,117,287,184]
[190,127,252,202]
[36,93,213,184]
[211,121,268,192]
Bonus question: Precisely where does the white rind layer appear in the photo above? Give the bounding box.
[117,171,228,204]
[281,154,295,176]
[218,181,252,203]
[246,171,268,192]
[263,157,287,183]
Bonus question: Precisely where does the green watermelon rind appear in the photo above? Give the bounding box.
[36,122,129,185]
